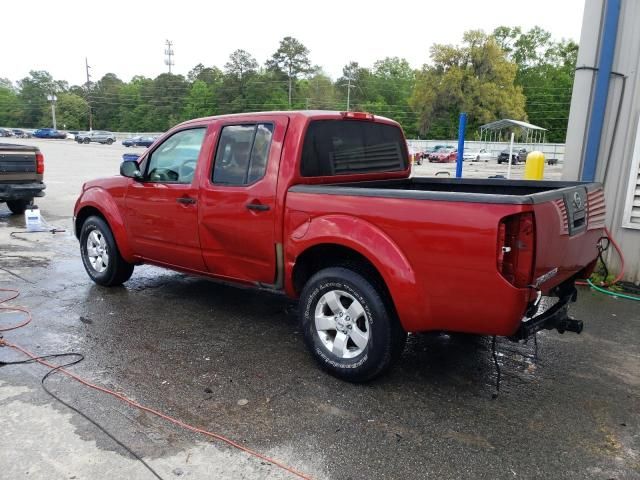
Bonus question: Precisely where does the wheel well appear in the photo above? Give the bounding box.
[292,244,398,317]
[75,206,106,239]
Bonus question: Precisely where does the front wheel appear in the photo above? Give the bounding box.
[80,215,134,286]
[6,198,31,215]
[106,138,113,145]
[83,138,90,144]
[299,267,407,382]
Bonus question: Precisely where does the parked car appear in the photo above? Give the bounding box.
[413,145,453,165]
[0,128,14,137]
[0,143,45,214]
[122,136,156,147]
[76,130,116,145]
[33,128,67,139]
[498,148,528,164]
[74,111,604,382]
[12,129,31,138]
[463,148,492,162]
[429,148,457,163]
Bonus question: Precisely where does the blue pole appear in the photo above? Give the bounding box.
[456,112,467,178]
[582,0,620,182]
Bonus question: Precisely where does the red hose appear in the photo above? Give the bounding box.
[576,226,625,287]
[0,288,312,479]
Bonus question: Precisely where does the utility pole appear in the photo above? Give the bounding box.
[47,94,57,129]
[164,40,174,73]
[344,65,357,111]
[85,57,93,131]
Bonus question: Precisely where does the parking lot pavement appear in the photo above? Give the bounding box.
[412,159,563,180]
[1,138,638,479]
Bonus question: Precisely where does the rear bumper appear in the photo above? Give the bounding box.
[0,182,46,201]
[509,283,582,341]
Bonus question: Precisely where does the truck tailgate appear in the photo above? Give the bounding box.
[0,145,38,181]
[531,184,605,291]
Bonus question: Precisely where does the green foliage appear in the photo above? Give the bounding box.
[49,93,89,130]
[266,36,312,106]
[411,31,526,138]
[493,26,578,142]
[183,80,216,119]
[0,32,579,140]
[0,86,22,126]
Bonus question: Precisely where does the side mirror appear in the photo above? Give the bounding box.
[120,160,143,180]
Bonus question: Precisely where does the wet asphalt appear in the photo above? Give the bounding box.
[0,138,638,479]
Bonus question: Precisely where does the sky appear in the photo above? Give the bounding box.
[1,0,585,86]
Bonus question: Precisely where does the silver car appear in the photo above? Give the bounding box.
[76,130,116,145]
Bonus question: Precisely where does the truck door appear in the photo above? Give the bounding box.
[198,116,288,284]
[124,126,207,271]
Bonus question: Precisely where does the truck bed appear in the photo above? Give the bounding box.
[290,177,601,204]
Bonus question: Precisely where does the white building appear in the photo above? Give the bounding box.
[564,0,640,283]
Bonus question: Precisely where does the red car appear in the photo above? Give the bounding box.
[429,148,457,163]
[74,111,604,382]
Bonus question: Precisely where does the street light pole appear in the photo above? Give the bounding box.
[47,94,57,129]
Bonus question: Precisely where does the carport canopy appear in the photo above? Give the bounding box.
[479,119,547,143]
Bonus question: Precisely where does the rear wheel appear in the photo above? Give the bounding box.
[83,138,90,144]
[299,267,407,382]
[6,198,31,215]
[80,215,134,286]
[106,138,113,145]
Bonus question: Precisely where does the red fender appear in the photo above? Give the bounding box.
[74,185,135,263]
[286,214,425,332]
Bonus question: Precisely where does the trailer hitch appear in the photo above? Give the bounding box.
[509,284,582,341]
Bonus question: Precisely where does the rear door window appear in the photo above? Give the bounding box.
[212,123,274,186]
[301,120,408,177]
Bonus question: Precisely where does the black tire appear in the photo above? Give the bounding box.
[83,138,90,144]
[80,215,134,286]
[6,198,31,215]
[299,267,407,382]
[106,138,113,145]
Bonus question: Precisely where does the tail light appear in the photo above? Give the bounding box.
[35,152,45,174]
[497,212,535,288]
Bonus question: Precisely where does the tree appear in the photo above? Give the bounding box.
[493,26,578,142]
[410,30,526,138]
[220,50,260,111]
[17,71,59,127]
[148,73,189,130]
[298,71,336,109]
[224,50,258,81]
[0,86,22,126]
[183,80,216,119]
[187,64,223,86]
[48,93,89,130]
[266,36,312,107]
[92,73,124,130]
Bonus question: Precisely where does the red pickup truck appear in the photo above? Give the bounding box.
[74,111,605,382]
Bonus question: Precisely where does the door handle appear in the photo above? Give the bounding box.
[177,196,196,205]
[246,202,270,211]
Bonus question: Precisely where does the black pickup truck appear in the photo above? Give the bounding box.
[0,143,46,214]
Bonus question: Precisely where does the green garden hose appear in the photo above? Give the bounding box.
[587,279,640,301]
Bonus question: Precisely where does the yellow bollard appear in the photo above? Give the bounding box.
[524,151,545,180]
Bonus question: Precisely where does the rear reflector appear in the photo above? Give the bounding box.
[36,152,45,174]
[341,111,374,120]
[497,212,535,288]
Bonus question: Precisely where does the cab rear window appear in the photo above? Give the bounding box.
[301,120,408,177]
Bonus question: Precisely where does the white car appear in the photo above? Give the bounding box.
[463,148,492,162]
